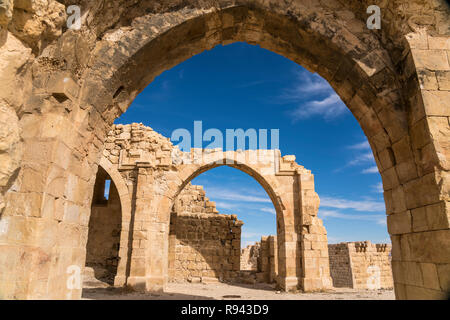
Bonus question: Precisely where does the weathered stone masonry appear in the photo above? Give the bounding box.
[96,123,332,293]
[169,183,243,282]
[0,0,449,300]
[328,241,393,290]
[241,243,260,271]
[244,238,393,290]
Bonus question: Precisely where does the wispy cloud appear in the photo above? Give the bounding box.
[319,209,386,225]
[260,207,276,215]
[205,187,271,204]
[347,151,375,167]
[372,182,384,193]
[362,166,379,174]
[215,201,239,210]
[291,93,347,121]
[280,70,348,121]
[335,140,378,174]
[280,72,330,100]
[320,196,385,212]
[348,141,370,150]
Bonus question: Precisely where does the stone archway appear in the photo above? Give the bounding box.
[0,0,448,300]
[161,149,333,292]
[96,124,332,292]
[96,157,132,287]
[85,166,122,286]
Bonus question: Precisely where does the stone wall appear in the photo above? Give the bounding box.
[328,241,393,290]
[240,236,278,284]
[240,243,260,271]
[258,236,278,284]
[168,183,243,282]
[103,123,173,168]
[328,243,353,288]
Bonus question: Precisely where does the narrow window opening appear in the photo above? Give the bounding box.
[104,179,111,201]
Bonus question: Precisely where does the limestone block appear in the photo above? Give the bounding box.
[435,71,450,90]
[0,106,23,210]
[0,0,13,27]
[412,49,450,71]
[422,91,450,116]
[47,73,79,101]
[387,211,412,235]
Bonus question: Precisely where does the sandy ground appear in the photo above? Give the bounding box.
[82,281,395,300]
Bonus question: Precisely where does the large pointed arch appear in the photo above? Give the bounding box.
[0,0,448,300]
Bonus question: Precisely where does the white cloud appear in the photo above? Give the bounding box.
[291,93,347,121]
[376,217,387,226]
[347,151,375,167]
[279,70,348,121]
[318,209,386,225]
[320,196,385,212]
[260,207,276,215]
[214,201,238,210]
[348,141,370,150]
[362,166,379,174]
[372,182,384,193]
[205,188,271,204]
[281,72,331,100]
[334,142,377,173]
[319,209,345,218]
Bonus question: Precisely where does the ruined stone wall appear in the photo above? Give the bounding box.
[173,183,219,215]
[258,236,278,283]
[328,241,393,290]
[240,243,260,271]
[328,243,353,288]
[240,236,278,284]
[103,123,173,168]
[169,183,243,282]
[350,242,393,290]
[85,168,121,285]
[267,236,278,283]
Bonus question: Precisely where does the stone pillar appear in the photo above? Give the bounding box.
[268,235,278,283]
[257,235,278,284]
[387,30,450,299]
[274,172,302,291]
[258,236,270,283]
[298,170,333,291]
[271,155,332,291]
[126,165,168,292]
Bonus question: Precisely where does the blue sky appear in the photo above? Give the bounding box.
[116,42,389,247]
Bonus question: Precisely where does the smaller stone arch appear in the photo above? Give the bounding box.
[168,149,286,221]
[86,157,133,287]
[142,148,332,291]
